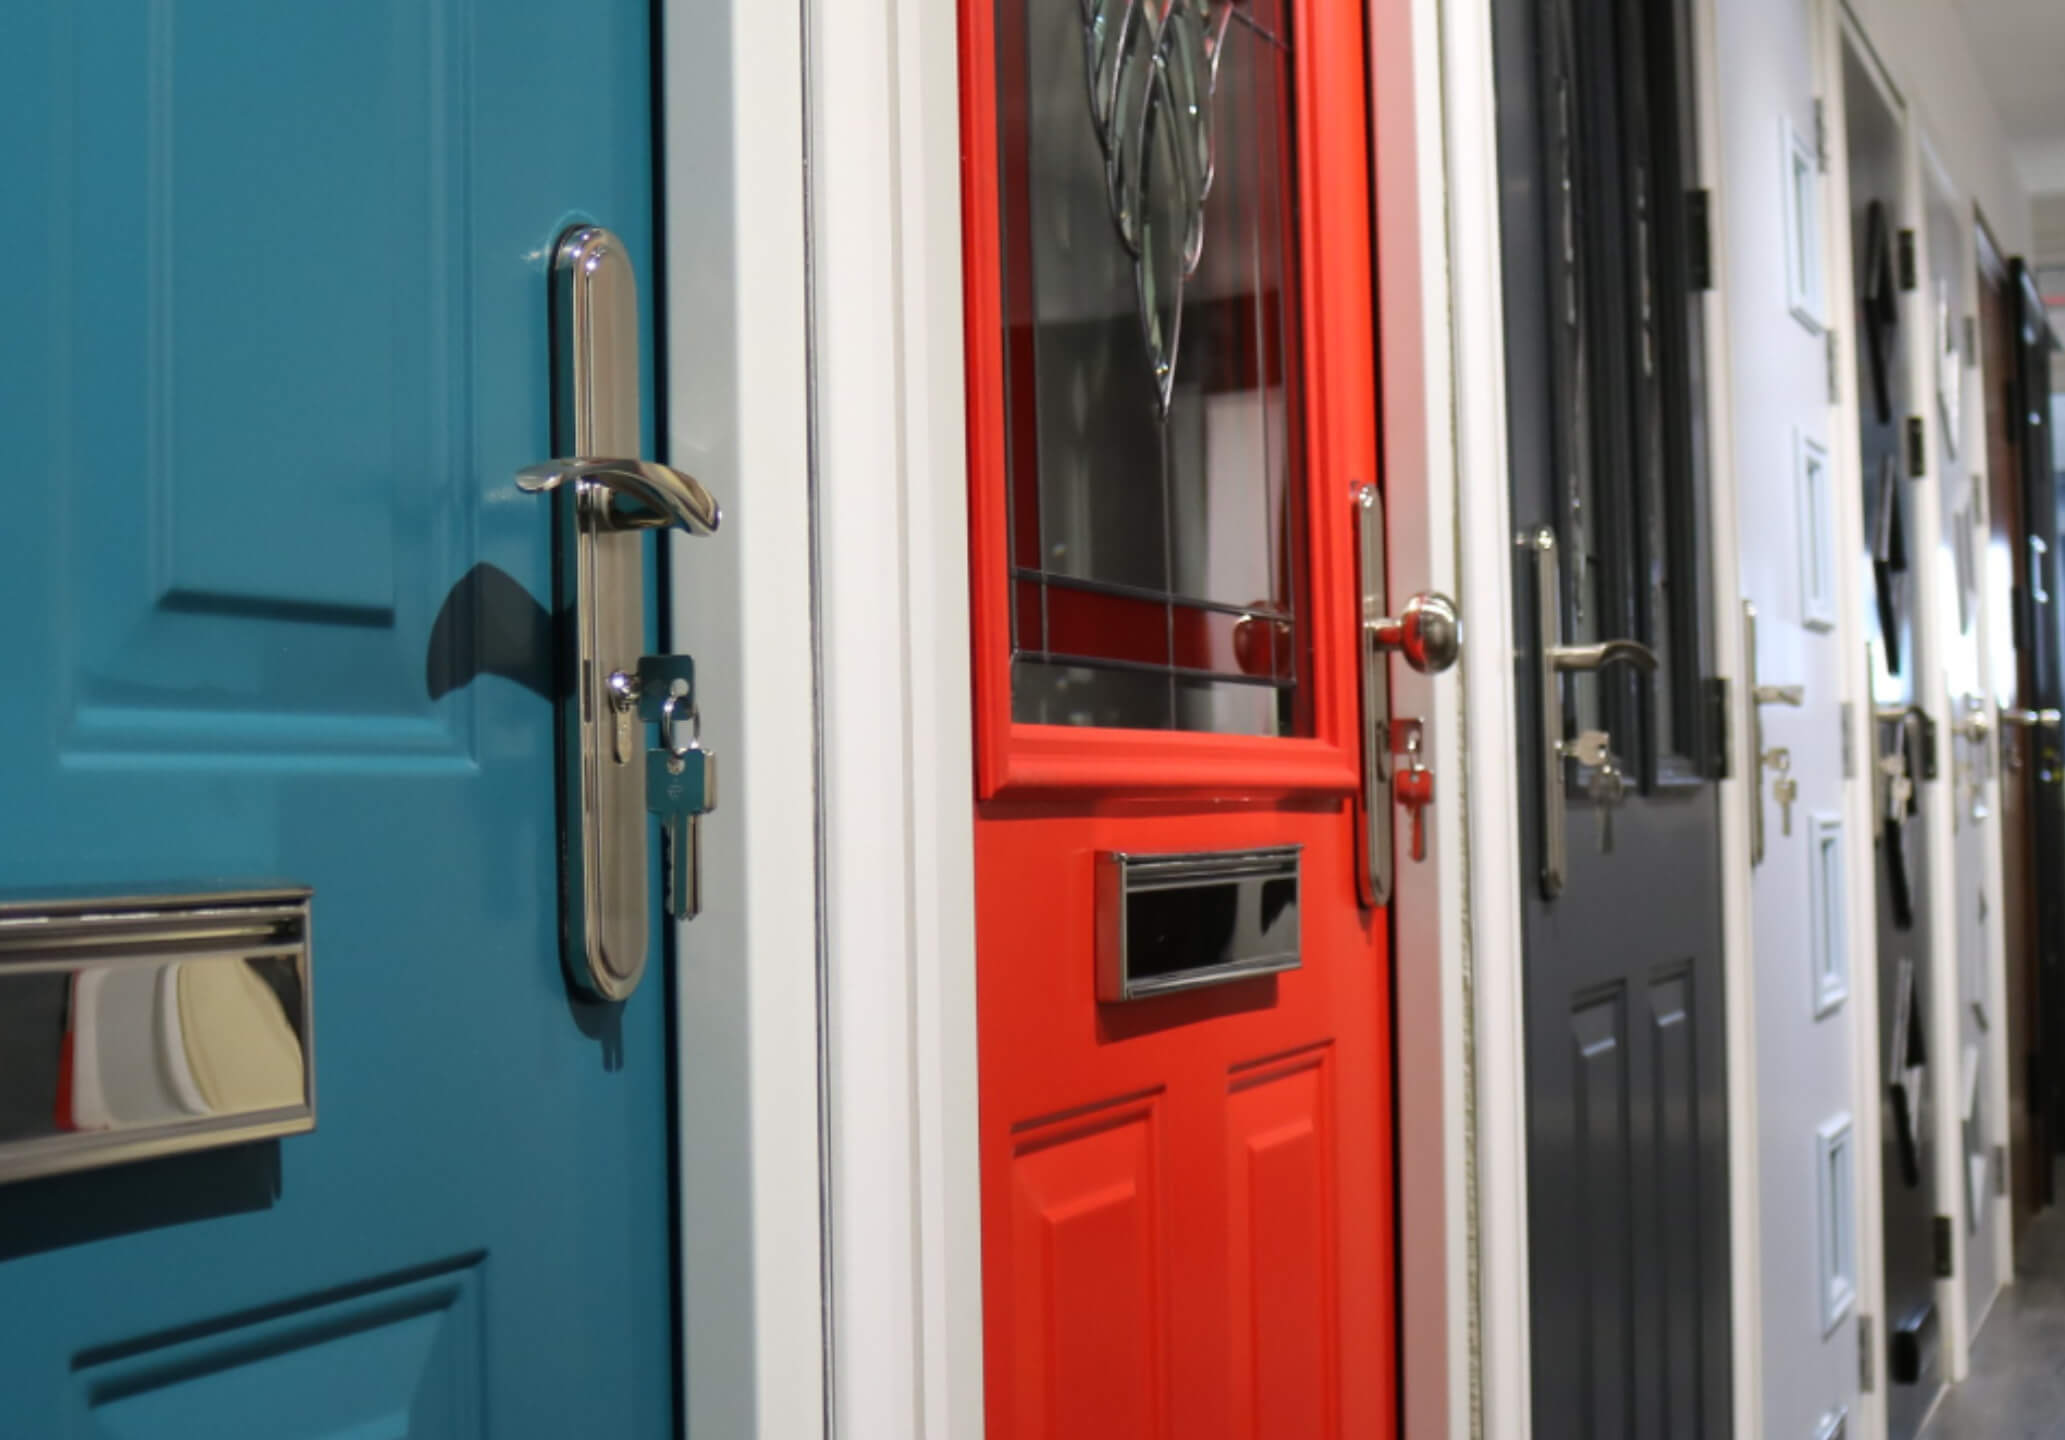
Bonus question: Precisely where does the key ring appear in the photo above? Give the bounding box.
[659,693,701,760]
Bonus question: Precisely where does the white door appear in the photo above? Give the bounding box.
[1920,152,2011,1358]
[1714,2,1868,1435]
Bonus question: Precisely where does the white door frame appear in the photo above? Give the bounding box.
[804,0,987,1433]
[1378,0,1476,1434]
[661,0,834,1434]
[1436,0,1532,1428]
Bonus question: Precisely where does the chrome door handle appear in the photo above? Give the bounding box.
[1367,592,1461,674]
[518,457,721,536]
[519,225,722,1001]
[2000,707,2061,729]
[1953,694,1994,805]
[1529,528,1654,896]
[1355,483,1460,908]
[1742,602,1807,866]
[1549,638,1660,675]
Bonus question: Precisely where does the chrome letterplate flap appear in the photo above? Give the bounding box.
[1095,847,1301,1002]
[0,888,315,1185]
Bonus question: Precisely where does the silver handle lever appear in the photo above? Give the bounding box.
[1549,638,1660,675]
[518,457,722,537]
[2001,707,2062,729]
[1529,528,1655,896]
[1754,684,1805,707]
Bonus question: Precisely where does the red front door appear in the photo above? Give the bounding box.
[958,2,1396,1435]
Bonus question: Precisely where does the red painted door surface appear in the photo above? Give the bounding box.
[958,2,1395,1435]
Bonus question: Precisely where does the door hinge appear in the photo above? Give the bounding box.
[1858,1313,1876,1392]
[1934,1214,1955,1277]
[1826,330,1841,403]
[1688,189,1714,291]
[1813,98,1830,171]
[1899,229,1918,291]
[1996,1143,2009,1196]
[1908,415,1927,477]
[1842,701,1857,779]
[1965,313,1978,366]
[1704,676,1732,779]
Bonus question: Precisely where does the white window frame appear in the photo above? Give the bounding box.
[1817,1114,1857,1336]
[1782,114,1826,333]
[1810,811,1848,1017]
[1797,430,1837,632]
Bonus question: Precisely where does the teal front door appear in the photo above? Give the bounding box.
[0,4,677,1435]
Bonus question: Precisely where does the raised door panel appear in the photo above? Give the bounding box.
[1571,988,1634,1440]
[61,0,476,761]
[1010,1098,1165,1440]
[78,1263,483,1439]
[1646,969,1705,1436]
[1225,1051,1336,1440]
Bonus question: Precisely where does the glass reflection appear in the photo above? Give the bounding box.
[1001,0,1306,736]
[0,955,307,1147]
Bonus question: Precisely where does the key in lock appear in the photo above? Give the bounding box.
[1395,729,1434,863]
[645,694,718,921]
[1568,730,1628,854]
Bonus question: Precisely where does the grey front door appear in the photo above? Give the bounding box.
[1492,0,1733,1432]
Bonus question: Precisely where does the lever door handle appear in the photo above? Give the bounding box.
[518,457,722,537]
[2001,707,2062,729]
[1741,603,1809,867]
[523,225,721,1002]
[1548,638,1659,674]
[1529,529,1656,896]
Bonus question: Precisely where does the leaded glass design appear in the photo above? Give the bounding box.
[997,0,1308,736]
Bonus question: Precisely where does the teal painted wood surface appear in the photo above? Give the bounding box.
[0,3,673,1434]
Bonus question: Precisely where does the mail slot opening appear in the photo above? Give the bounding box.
[1096,847,1301,1002]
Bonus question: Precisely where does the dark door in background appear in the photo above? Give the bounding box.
[1978,235,2056,1248]
[1493,0,1733,1431]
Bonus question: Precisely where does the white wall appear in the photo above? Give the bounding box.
[1845,0,2032,252]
